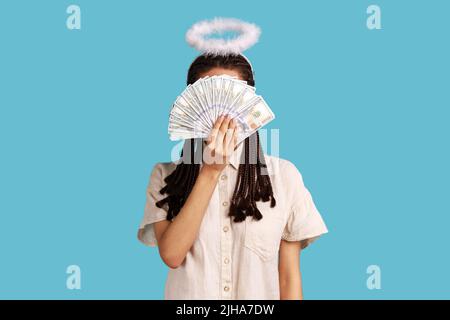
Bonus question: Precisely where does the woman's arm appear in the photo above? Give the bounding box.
[154,115,238,268]
[279,239,303,300]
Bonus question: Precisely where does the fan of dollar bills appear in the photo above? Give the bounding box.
[168,74,275,144]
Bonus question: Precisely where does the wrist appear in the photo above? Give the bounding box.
[200,165,222,180]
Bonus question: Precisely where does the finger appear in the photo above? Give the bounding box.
[229,117,237,130]
[224,128,235,156]
[211,115,225,136]
[205,136,216,151]
[230,121,241,148]
[228,126,239,152]
[224,119,236,152]
[216,115,231,147]
[207,115,225,147]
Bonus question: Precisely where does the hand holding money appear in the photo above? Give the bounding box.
[202,114,238,173]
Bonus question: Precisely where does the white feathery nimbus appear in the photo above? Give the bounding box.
[185,17,261,56]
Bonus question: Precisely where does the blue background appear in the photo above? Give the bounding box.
[0,0,449,299]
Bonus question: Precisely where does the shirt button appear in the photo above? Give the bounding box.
[224,258,230,264]
[224,286,230,292]
[223,226,229,232]
[222,201,228,206]
[221,175,227,180]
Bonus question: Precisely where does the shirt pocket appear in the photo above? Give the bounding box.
[244,205,285,262]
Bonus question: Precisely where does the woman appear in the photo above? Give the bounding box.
[138,54,328,300]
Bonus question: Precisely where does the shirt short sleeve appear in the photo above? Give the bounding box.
[281,160,328,249]
[137,162,172,247]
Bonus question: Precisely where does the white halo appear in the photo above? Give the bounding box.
[185,18,261,56]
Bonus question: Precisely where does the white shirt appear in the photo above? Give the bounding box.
[138,142,328,299]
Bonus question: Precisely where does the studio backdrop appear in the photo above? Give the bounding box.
[0,0,449,299]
